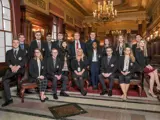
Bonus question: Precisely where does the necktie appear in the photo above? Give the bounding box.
[14,50,17,58]
[53,59,56,68]
[48,42,51,51]
[59,41,61,47]
[76,41,79,49]
[37,41,41,49]
[107,57,111,65]
[20,44,24,50]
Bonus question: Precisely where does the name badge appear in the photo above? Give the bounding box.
[78,67,81,72]
[130,63,133,66]
[42,66,44,69]
[42,48,45,51]
[26,50,28,53]
[111,64,114,67]
[57,65,59,68]
[18,57,22,60]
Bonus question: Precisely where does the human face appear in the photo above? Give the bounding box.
[90,32,96,40]
[104,39,109,45]
[136,35,142,42]
[34,49,41,58]
[139,40,145,47]
[74,33,80,41]
[46,35,52,41]
[12,40,20,48]
[92,42,97,49]
[62,42,67,48]
[124,47,131,55]
[19,35,25,43]
[118,36,124,43]
[51,49,58,58]
[58,34,63,40]
[77,49,83,56]
[106,48,113,56]
[35,32,41,40]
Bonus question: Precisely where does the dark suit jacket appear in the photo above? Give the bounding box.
[115,43,129,57]
[135,48,149,69]
[19,43,29,62]
[69,40,86,58]
[46,57,62,76]
[29,40,46,58]
[86,39,100,57]
[88,48,102,66]
[28,59,46,82]
[100,55,117,73]
[52,40,63,51]
[44,41,54,58]
[118,56,136,74]
[71,58,87,72]
[6,49,26,68]
[132,43,137,56]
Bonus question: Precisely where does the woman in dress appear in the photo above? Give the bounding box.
[118,47,136,100]
[135,40,160,97]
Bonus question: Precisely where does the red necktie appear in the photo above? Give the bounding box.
[76,41,79,49]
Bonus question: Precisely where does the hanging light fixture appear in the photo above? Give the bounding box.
[93,0,117,22]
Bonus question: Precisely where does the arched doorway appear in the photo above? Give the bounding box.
[0,0,12,63]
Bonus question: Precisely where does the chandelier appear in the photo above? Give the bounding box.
[93,0,117,22]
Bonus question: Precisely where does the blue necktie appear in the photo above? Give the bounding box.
[20,44,24,50]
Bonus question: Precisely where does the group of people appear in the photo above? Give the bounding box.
[1,31,160,107]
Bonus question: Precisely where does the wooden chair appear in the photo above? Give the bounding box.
[98,72,143,96]
[20,82,38,103]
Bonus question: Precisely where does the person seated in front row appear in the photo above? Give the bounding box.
[99,47,117,96]
[28,49,48,102]
[2,39,26,107]
[71,48,88,96]
[118,47,136,100]
[46,48,69,100]
[135,40,160,97]
[88,41,101,90]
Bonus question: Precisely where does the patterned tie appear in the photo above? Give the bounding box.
[76,41,79,49]
[14,50,17,58]
[37,41,41,49]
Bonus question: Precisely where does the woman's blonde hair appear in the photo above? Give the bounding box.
[137,39,148,57]
[116,35,127,51]
[124,47,135,62]
[76,48,84,61]
[34,48,43,60]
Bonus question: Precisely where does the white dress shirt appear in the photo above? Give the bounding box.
[123,56,130,72]
[92,49,97,62]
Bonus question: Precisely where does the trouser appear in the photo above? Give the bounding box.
[73,76,85,94]
[2,69,24,101]
[99,74,114,90]
[90,62,99,87]
[47,75,68,94]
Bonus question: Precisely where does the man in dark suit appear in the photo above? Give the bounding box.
[99,47,117,96]
[1,39,26,107]
[18,33,29,62]
[52,32,64,51]
[69,32,86,59]
[44,32,54,58]
[86,31,100,57]
[132,34,142,56]
[88,41,101,89]
[29,31,46,59]
[46,48,69,99]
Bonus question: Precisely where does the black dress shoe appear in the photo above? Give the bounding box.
[81,90,87,96]
[1,99,13,107]
[108,89,112,96]
[53,94,58,99]
[60,92,69,97]
[100,90,107,95]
